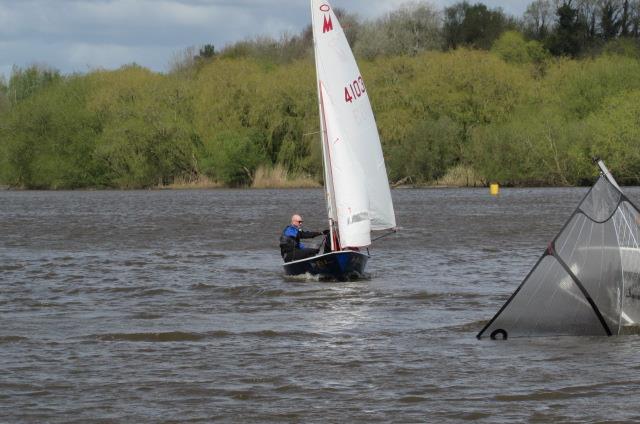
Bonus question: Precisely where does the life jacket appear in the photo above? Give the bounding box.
[279,225,298,259]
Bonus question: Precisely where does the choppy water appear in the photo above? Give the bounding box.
[3,188,640,423]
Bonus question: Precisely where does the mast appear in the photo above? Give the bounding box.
[596,158,622,192]
[311,0,339,251]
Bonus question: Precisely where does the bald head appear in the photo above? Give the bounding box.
[291,214,303,228]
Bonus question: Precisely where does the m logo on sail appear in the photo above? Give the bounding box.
[322,15,333,33]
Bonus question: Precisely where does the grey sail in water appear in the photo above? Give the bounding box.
[478,160,640,339]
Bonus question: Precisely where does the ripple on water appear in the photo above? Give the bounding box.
[0,336,29,344]
[129,312,164,320]
[190,282,219,291]
[88,331,207,343]
[243,330,326,340]
[0,264,25,271]
[222,285,288,298]
[84,330,235,343]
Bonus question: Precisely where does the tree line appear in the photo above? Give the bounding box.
[1,1,640,189]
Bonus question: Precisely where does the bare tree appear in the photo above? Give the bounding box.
[631,0,640,36]
[570,0,600,38]
[599,0,623,39]
[168,46,198,75]
[620,0,631,35]
[355,1,441,59]
[524,0,555,39]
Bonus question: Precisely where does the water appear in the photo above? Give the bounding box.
[2,188,640,423]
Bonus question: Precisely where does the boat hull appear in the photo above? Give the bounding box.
[283,251,369,280]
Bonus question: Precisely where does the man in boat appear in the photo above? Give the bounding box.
[280,214,327,262]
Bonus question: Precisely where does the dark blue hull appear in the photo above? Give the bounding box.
[283,251,369,280]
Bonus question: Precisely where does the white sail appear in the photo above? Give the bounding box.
[320,83,371,247]
[310,0,396,246]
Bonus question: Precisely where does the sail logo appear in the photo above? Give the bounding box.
[320,4,333,33]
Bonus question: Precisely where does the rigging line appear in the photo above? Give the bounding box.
[371,229,397,243]
[577,196,625,225]
[524,215,582,326]
[303,131,321,136]
[553,251,613,336]
[517,248,561,330]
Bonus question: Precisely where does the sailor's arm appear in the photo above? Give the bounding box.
[299,230,322,239]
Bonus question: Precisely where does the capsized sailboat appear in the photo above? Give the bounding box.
[283,0,396,280]
[477,160,640,339]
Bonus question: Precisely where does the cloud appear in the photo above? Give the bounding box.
[0,0,531,78]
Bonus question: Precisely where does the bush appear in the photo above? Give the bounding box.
[492,31,549,65]
[200,129,266,187]
[387,117,460,183]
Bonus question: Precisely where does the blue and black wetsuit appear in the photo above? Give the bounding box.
[279,225,322,262]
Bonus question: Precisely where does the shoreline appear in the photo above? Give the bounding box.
[0,182,601,191]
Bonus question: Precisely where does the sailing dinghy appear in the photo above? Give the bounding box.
[283,0,397,280]
[477,160,640,339]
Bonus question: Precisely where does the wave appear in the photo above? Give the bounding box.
[84,328,326,343]
[129,312,164,320]
[393,291,446,301]
[244,330,326,339]
[443,320,488,334]
[222,286,287,298]
[89,331,209,342]
[494,381,638,402]
[0,336,28,344]
[102,287,175,297]
[0,264,25,271]
[99,330,236,342]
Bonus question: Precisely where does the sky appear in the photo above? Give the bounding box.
[0,0,531,80]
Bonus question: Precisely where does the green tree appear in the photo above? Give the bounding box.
[199,44,216,58]
[2,75,105,188]
[444,2,512,50]
[546,2,586,57]
[492,30,549,64]
[89,66,198,188]
[7,65,62,105]
[200,129,266,186]
[387,117,460,183]
[583,90,640,183]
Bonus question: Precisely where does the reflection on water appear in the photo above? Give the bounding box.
[2,188,640,422]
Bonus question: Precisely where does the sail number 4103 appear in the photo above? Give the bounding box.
[344,76,366,103]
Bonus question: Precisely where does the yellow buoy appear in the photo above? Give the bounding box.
[490,183,500,196]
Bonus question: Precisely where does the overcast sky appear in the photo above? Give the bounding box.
[0,0,531,80]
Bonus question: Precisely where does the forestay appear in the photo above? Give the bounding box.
[477,160,640,339]
[311,0,396,248]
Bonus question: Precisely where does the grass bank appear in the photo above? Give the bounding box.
[251,165,320,189]
[157,175,223,189]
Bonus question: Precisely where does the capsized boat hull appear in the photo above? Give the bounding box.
[283,250,369,280]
